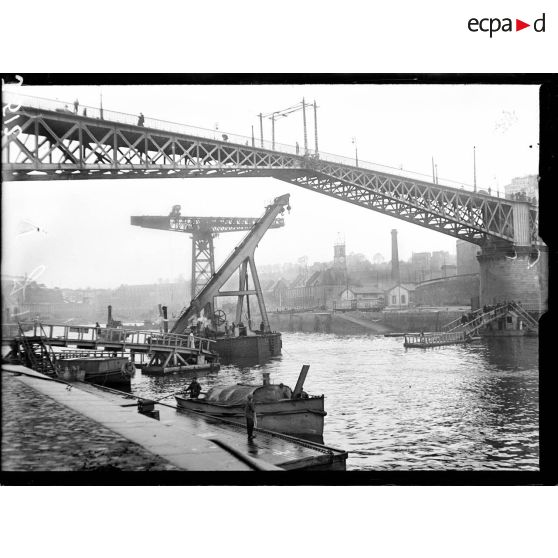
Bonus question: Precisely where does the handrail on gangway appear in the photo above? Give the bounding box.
[13,322,216,354]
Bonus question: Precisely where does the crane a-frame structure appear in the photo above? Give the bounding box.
[170,194,290,334]
[131,195,290,333]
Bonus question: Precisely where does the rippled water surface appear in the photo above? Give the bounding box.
[130,333,539,471]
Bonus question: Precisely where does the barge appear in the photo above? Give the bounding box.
[175,365,325,439]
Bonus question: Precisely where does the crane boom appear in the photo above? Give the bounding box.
[131,213,284,298]
[171,194,290,334]
[130,215,284,234]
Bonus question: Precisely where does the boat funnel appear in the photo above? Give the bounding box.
[262,372,271,385]
[292,365,310,398]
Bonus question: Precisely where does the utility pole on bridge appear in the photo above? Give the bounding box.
[260,98,319,155]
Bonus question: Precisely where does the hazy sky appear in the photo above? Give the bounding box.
[2,83,539,289]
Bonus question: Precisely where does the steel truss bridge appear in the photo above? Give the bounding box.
[2,92,540,248]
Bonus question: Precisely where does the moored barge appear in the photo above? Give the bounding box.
[175,366,325,439]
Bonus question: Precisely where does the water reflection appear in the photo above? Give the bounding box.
[128,333,539,471]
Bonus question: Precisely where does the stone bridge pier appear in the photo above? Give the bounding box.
[477,202,547,313]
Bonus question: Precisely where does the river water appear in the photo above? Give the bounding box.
[130,333,539,471]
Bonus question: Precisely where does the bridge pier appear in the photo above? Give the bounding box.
[477,241,548,313]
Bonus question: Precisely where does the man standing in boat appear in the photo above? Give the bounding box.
[184,377,201,399]
[245,393,257,440]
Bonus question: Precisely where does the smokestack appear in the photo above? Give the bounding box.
[162,305,168,333]
[391,229,400,285]
[107,305,112,324]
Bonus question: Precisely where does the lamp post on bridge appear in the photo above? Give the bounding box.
[473,145,477,192]
[352,137,358,167]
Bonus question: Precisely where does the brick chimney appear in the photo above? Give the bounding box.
[391,229,400,285]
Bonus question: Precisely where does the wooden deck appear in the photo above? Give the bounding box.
[4,322,217,356]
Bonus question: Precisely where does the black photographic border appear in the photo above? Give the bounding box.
[1,73,556,486]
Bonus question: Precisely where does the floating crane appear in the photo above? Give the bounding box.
[130,196,288,332]
[170,194,290,335]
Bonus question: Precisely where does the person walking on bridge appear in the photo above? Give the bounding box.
[138,113,145,127]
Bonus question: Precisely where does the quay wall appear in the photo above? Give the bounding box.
[269,312,366,335]
[268,310,464,335]
[380,310,463,332]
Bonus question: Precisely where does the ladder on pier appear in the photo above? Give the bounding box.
[507,301,539,332]
[17,323,59,376]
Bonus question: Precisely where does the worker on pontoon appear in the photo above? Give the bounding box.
[245,393,256,440]
[184,377,201,399]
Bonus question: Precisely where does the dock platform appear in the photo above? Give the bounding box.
[2,364,347,472]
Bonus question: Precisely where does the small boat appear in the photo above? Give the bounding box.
[175,365,326,438]
[58,356,135,386]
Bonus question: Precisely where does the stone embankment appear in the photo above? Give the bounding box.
[2,371,179,471]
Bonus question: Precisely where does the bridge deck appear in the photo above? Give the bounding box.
[2,91,540,246]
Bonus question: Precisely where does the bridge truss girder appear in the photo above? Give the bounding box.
[2,105,540,246]
[270,168,516,247]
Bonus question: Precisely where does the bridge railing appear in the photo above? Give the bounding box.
[3,90,485,193]
[56,350,125,360]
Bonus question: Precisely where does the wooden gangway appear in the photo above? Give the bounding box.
[404,331,470,348]
[5,322,217,357]
[404,301,538,348]
[442,301,538,337]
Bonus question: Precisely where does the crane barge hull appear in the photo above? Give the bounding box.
[214,332,282,365]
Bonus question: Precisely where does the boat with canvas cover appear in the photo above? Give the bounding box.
[175,365,325,438]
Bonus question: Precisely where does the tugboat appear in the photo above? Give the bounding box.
[175,365,326,439]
